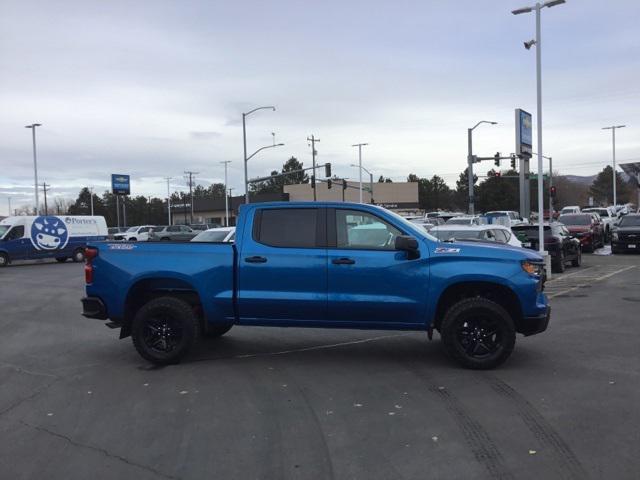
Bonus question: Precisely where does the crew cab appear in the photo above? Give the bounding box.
[81,202,550,369]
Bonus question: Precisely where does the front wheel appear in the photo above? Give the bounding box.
[132,296,200,365]
[571,249,582,267]
[0,253,9,267]
[552,251,565,273]
[440,297,516,370]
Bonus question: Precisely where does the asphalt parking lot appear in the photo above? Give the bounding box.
[1,253,639,480]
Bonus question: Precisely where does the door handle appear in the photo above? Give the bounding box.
[332,257,355,265]
[245,256,267,263]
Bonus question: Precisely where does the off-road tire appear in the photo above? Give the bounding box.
[132,296,200,365]
[440,297,516,370]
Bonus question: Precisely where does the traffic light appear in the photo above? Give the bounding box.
[325,163,331,177]
[510,154,516,170]
[311,175,316,189]
[342,179,347,190]
[550,186,557,198]
[327,179,332,189]
[494,152,501,166]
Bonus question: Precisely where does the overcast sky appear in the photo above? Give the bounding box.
[1,0,639,213]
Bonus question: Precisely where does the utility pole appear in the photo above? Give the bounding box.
[352,143,368,203]
[184,170,199,224]
[228,187,234,225]
[40,182,50,215]
[220,161,232,226]
[165,177,172,225]
[307,135,320,201]
[25,123,42,215]
[602,125,626,207]
[89,187,94,216]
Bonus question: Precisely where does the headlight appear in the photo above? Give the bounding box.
[522,260,544,276]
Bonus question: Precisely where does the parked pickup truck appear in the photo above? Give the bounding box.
[82,202,550,369]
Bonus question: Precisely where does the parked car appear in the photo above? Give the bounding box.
[512,223,581,273]
[582,207,616,240]
[191,227,236,243]
[189,223,220,231]
[557,213,605,252]
[122,225,158,242]
[431,224,522,247]
[107,227,128,240]
[82,201,550,369]
[445,215,487,226]
[560,206,581,215]
[148,225,199,242]
[485,211,528,227]
[408,220,438,232]
[611,214,640,254]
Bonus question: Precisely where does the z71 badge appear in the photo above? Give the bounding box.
[434,247,461,254]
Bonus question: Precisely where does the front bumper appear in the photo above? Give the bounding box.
[81,296,108,319]
[612,241,639,251]
[518,305,551,336]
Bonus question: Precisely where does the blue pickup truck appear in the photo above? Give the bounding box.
[82,202,550,369]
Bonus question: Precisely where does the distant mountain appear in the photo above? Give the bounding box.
[561,175,596,186]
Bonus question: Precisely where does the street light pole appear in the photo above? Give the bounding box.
[467,121,497,214]
[221,161,231,226]
[512,0,565,257]
[352,143,368,203]
[89,187,94,216]
[350,163,374,203]
[25,123,42,215]
[602,125,626,207]
[242,106,277,204]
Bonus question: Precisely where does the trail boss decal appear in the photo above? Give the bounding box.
[434,247,461,254]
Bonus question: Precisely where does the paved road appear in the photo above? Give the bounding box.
[1,254,639,479]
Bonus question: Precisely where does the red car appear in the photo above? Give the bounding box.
[558,213,605,252]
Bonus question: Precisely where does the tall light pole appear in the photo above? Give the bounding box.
[351,163,374,203]
[165,177,172,225]
[352,143,368,203]
[220,161,232,226]
[242,106,280,204]
[512,0,566,257]
[602,125,626,207]
[467,121,497,214]
[25,123,42,215]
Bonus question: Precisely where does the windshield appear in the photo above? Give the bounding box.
[0,225,10,238]
[485,212,507,218]
[431,229,482,241]
[127,227,138,232]
[619,216,640,227]
[446,218,471,225]
[558,214,591,226]
[192,230,232,242]
[584,208,608,216]
[561,207,577,213]
[512,226,551,240]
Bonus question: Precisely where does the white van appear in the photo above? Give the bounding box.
[0,215,108,266]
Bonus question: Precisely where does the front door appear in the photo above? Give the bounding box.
[2,226,27,260]
[237,207,328,323]
[327,208,430,326]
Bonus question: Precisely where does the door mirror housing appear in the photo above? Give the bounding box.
[395,235,420,259]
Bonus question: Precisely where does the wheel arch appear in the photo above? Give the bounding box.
[433,281,523,332]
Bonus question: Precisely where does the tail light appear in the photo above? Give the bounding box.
[85,247,98,284]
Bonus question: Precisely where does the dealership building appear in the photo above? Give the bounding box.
[170,181,419,225]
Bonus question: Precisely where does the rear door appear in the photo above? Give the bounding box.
[237,207,328,323]
[326,208,429,326]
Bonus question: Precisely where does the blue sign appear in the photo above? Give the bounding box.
[515,109,532,156]
[30,216,69,250]
[111,174,130,195]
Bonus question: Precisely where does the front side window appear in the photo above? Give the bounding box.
[336,209,401,250]
[5,226,24,241]
[256,208,318,248]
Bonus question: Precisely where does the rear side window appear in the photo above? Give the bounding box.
[255,208,318,248]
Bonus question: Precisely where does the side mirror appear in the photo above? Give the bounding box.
[395,235,420,259]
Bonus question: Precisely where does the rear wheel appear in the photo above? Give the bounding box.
[440,297,516,370]
[571,249,582,267]
[132,296,200,365]
[0,253,9,267]
[72,249,85,262]
[552,251,565,273]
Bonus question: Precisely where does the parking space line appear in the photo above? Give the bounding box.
[547,265,635,299]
